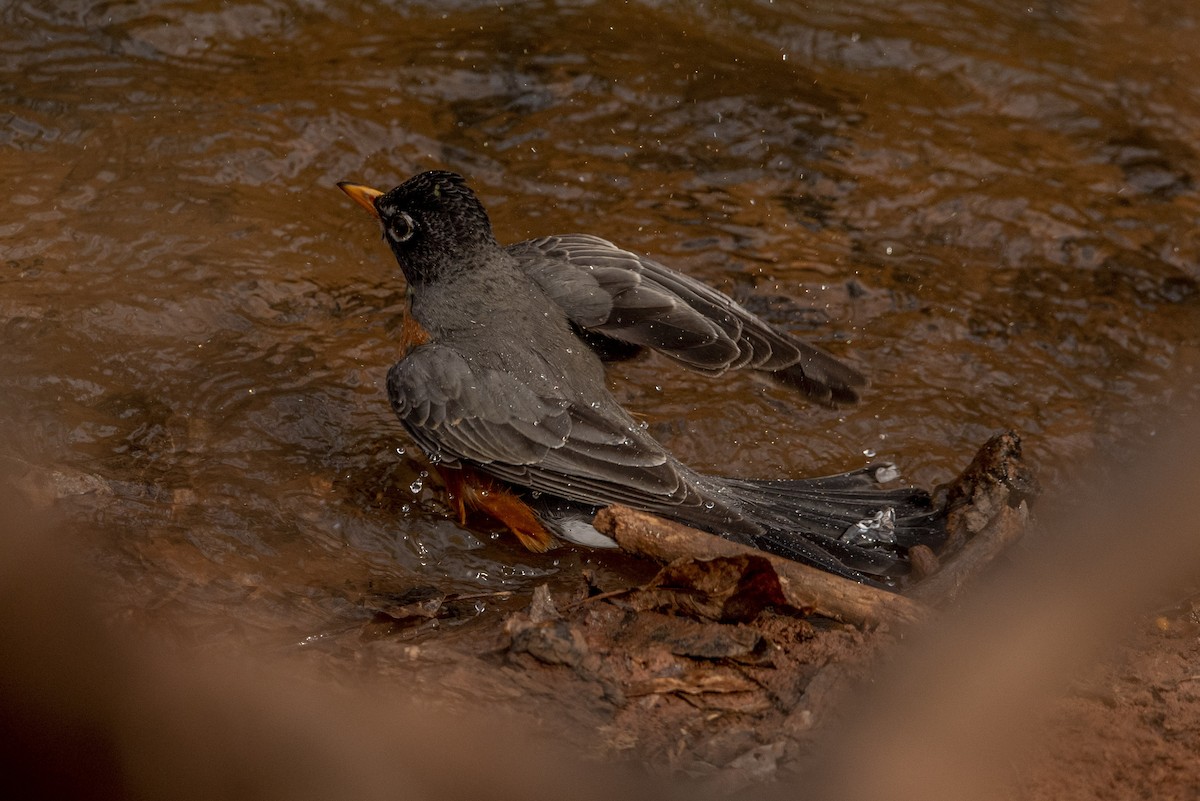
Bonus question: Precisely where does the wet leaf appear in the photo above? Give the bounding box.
[627,555,792,623]
[361,585,446,621]
[507,618,590,668]
[617,613,767,663]
[506,584,590,669]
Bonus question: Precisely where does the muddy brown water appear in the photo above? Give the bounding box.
[2,1,1198,649]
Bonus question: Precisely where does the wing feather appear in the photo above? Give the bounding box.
[509,233,867,404]
[386,345,714,514]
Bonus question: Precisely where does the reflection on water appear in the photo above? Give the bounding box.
[1,0,1198,644]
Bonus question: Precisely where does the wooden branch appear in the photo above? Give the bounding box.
[592,506,928,628]
[908,430,1039,606]
[907,500,1029,606]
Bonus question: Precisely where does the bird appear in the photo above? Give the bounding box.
[337,170,943,586]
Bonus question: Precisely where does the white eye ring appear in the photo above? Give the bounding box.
[386,211,416,243]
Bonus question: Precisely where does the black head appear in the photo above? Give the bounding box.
[345,171,499,285]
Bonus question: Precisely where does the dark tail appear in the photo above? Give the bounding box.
[720,465,946,587]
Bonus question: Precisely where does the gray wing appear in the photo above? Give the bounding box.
[507,234,867,405]
[386,344,739,524]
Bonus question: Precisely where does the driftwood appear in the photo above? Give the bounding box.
[593,430,1038,628]
[909,431,1038,606]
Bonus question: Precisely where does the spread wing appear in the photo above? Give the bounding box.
[386,344,735,523]
[507,233,868,405]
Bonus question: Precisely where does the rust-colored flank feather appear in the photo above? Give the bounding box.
[440,466,555,552]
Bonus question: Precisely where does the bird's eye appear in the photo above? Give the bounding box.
[386,211,416,243]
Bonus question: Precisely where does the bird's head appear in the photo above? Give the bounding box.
[338,170,498,285]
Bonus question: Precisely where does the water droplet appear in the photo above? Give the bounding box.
[530,490,542,499]
[703,501,716,510]
[863,448,876,458]
[395,446,406,456]
[409,478,423,494]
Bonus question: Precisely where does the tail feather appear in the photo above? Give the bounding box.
[752,528,907,580]
[718,465,946,585]
[528,463,945,589]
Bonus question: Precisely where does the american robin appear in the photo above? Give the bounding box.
[338,171,943,585]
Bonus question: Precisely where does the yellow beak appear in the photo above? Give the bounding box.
[337,182,384,219]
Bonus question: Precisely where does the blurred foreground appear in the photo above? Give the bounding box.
[4,420,1199,800]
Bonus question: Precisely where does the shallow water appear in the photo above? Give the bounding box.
[2,0,1198,645]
